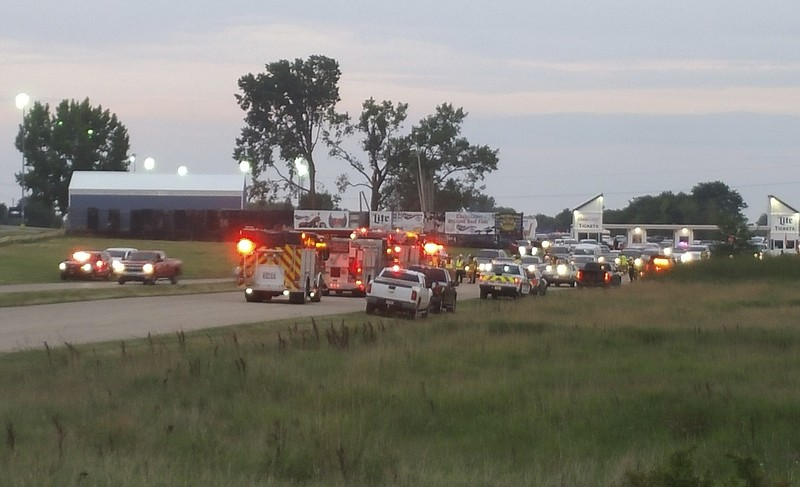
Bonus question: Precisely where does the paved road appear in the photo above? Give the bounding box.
[0,278,232,294]
[0,282,482,354]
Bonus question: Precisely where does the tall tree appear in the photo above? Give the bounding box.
[383,103,499,212]
[15,98,130,216]
[234,55,342,209]
[325,98,408,211]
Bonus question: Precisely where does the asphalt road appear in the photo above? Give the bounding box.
[0,281,482,354]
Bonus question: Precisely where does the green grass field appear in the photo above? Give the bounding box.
[0,234,240,284]
[2,256,800,486]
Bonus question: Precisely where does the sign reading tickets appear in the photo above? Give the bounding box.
[767,196,799,244]
[444,212,495,235]
[573,194,604,233]
[294,210,354,229]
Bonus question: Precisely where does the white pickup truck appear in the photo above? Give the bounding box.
[365,267,432,319]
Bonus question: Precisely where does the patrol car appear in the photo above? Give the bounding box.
[478,262,533,299]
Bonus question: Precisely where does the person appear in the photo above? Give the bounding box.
[454,254,465,283]
[444,256,455,279]
[618,254,628,275]
[628,257,637,282]
[468,254,478,283]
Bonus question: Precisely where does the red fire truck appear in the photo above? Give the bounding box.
[320,228,424,296]
[236,227,329,304]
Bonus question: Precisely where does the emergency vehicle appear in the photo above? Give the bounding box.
[236,227,329,304]
[321,228,424,296]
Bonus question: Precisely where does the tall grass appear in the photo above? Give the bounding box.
[2,276,799,485]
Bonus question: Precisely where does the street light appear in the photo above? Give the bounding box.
[177,165,188,176]
[143,157,155,171]
[15,92,30,226]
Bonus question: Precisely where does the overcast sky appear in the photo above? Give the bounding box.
[2,1,799,221]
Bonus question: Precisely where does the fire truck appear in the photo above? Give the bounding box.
[236,227,329,304]
[320,228,424,296]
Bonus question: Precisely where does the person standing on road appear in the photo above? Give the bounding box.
[455,254,465,284]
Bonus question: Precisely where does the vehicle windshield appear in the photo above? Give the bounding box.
[572,255,595,263]
[106,250,129,258]
[489,264,520,275]
[520,256,542,264]
[128,251,160,261]
[476,250,501,259]
[688,246,707,251]
[381,270,421,283]
[409,266,448,284]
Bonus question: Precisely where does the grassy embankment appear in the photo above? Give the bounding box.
[0,234,241,306]
[2,256,800,485]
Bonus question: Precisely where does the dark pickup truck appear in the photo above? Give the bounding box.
[576,261,622,288]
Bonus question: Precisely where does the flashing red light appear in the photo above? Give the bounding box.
[392,264,400,271]
[237,238,256,255]
[394,245,401,253]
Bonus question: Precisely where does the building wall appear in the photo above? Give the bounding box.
[68,194,243,232]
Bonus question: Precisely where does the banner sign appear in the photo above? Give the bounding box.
[368,211,393,230]
[294,210,356,229]
[393,211,425,233]
[522,216,538,239]
[444,212,495,235]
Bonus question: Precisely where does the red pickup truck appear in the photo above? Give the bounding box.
[116,250,183,285]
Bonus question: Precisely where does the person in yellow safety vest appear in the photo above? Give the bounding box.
[444,256,455,280]
[618,254,629,274]
[454,254,465,284]
[469,255,478,283]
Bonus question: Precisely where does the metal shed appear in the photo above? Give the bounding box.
[67,171,245,233]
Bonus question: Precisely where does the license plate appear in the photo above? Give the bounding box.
[494,286,502,291]
[262,272,276,279]
[386,300,394,306]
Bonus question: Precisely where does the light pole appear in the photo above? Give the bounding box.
[294,156,308,206]
[15,92,30,226]
[129,154,136,172]
[239,160,251,206]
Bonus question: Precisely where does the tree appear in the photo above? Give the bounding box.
[383,103,499,212]
[234,55,342,209]
[15,98,130,216]
[690,181,747,225]
[325,98,408,211]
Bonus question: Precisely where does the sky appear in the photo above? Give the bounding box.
[2,1,799,222]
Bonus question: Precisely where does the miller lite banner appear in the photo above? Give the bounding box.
[367,211,425,232]
[572,194,604,235]
[767,195,799,247]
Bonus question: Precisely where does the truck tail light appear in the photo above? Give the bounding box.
[366,282,372,294]
[411,290,417,301]
[514,277,521,285]
[604,272,611,283]
[576,270,583,280]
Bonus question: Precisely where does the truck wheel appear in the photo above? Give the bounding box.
[448,299,457,312]
[480,289,488,299]
[170,274,179,285]
[366,301,375,315]
[409,306,418,320]
[245,291,258,302]
[117,278,126,285]
[431,300,442,314]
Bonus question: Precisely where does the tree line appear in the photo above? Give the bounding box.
[11,55,754,234]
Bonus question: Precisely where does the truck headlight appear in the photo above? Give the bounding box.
[81,263,92,273]
[518,246,527,256]
[556,264,567,276]
[59,262,67,271]
[112,261,125,273]
[143,263,154,274]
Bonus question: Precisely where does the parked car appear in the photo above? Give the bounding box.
[475,248,509,272]
[408,264,458,313]
[104,247,139,273]
[542,260,578,287]
[58,250,113,280]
